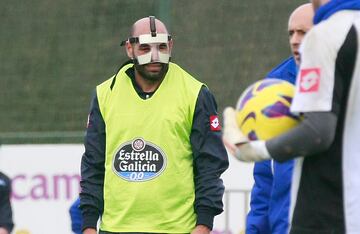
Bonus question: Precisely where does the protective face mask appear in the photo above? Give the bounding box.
[134,33,171,65]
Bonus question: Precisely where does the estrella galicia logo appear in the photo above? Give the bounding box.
[112,138,167,182]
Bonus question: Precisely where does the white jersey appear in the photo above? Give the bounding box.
[291,11,359,112]
[289,10,360,233]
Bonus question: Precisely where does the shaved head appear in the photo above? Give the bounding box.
[131,17,169,37]
[289,3,314,26]
[288,3,314,65]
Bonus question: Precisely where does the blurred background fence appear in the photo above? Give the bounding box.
[0,0,306,144]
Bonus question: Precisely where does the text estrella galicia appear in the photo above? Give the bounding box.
[112,138,167,182]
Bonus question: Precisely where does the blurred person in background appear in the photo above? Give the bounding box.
[246,3,314,234]
[223,0,360,233]
[0,172,14,234]
[80,16,228,234]
[69,197,82,234]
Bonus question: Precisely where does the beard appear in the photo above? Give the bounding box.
[134,62,169,82]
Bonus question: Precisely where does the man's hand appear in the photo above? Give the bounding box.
[191,224,211,234]
[83,228,97,234]
[222,107,248,155]
[0,227,9,234]
[222,107,271,162]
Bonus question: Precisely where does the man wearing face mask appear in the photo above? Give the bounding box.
[80,16,228,234]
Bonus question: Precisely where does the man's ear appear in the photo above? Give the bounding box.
[168,39,174,55]
[125,41,134,59]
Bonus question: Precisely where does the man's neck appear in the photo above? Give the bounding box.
[134,72,164,93]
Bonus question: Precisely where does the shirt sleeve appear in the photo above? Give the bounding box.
[0,173,14,233]
[291,26,337,113]
[246,161,272,234]
[267,111,337,162]
[79,91,106,230]
[190,86,229,230]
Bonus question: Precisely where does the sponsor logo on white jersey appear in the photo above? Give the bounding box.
[299,68,321,92]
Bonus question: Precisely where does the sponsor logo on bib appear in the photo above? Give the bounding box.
[112,138,167,182]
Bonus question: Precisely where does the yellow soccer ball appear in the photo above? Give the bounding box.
[236,78,301,141]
